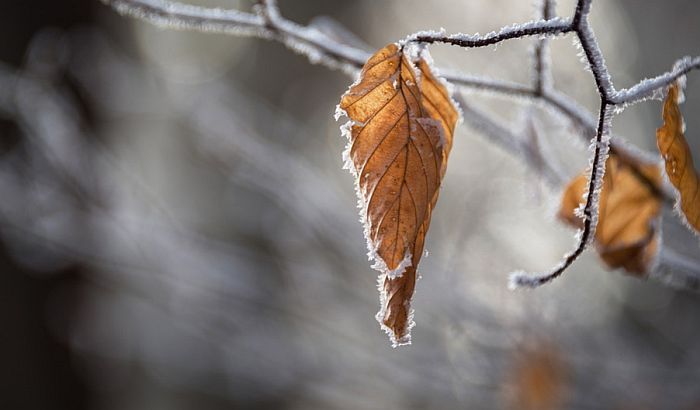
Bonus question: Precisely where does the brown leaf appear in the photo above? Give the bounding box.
[657,80,700,234]
[507,342,567,410]
[338,44,457,346]
[559,155,663,275]
[417,58,459,179]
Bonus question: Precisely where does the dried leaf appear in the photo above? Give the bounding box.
[507,342,567,410]
[559,155,663,275]
[338,44,457,346]
[657,80,700,234]
[417,58,459,179]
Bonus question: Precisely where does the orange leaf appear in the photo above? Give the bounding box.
[559,155,662,275]
[338,44,457,346]
[507,342,567,410]
[657,80,700,234]
[417,58,459,179]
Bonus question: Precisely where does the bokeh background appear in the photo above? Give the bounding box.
[1,0,700,409]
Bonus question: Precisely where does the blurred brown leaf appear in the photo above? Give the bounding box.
[338,44,457,345]
[559,155,662,275]
[657,81,700,234]
[508,342,567,410]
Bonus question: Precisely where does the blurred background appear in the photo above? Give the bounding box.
[1,0,700,409]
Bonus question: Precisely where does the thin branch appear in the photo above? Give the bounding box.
[455,94,566,188]
[572,0,615,99]
[406,17,572,48]
[101,0,700,106]
[510,102,612,288]
[542,0,556,21]
[612,56,700,105]
[104,0,266,34]
[453,76,671,205]
[444,72,598,140]
[509,0,615,288]
[100,0,699,288]
[654,247,700,292]
[443,71,536,98]
[510,0,692,287]
[533,0,555,94]
[98,0,671,194]
[101,0,370,74]
[541,89,596,132]
[98,0,696,151]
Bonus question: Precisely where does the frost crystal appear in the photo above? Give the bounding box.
[334,104,346,122]
[372,251,412,279]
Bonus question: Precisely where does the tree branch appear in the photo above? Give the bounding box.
[406,17,572,48]
[612,56,700,105]
[572,0,615,99]
[455,94,566,188]
[511,101,612,288]
[101,0,370,74]
[533,0,556,94]
[100,0,699,289]
[101,0,700,106]
[99,0,677,189]
[511,0,615,288]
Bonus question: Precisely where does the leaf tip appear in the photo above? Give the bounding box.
[375,273,415,348]
[378,317,413,348]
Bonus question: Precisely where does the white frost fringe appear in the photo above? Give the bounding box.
[375,273,416,348]
[336,95,415,346]
[336,107,414,280]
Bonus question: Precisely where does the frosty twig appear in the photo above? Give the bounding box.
[101,0,700,288]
